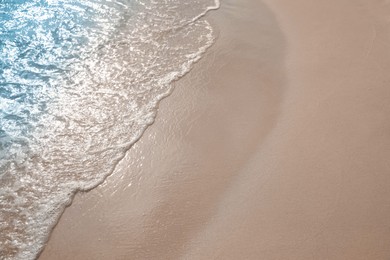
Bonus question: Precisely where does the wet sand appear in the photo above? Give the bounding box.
[40,0,390,259]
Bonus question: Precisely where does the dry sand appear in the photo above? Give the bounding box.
[40,0,390,259]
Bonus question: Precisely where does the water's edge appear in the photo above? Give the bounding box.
[34,1,221,259]
[0,1,221,259]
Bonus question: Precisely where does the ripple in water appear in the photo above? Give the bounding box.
[0,0,219,258]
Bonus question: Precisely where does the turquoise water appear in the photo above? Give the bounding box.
[0,0,219,259]
[0,0,136,173]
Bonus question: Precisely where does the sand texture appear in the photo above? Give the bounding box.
[40,0,390,259]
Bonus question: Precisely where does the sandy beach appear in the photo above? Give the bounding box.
[39,0,390,259]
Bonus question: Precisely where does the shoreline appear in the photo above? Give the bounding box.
[40,0,390,259]
[40,0,286,258]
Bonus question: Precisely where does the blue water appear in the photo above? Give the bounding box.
[0,0,137,174]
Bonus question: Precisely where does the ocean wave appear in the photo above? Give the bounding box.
[0,0,219,259]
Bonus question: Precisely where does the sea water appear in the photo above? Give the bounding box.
[0,0,219,259]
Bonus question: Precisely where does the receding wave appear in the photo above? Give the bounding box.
[0,0,219,259]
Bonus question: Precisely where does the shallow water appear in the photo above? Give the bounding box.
[0,0,219,259]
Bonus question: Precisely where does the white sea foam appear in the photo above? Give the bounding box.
[0,0,220,259]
